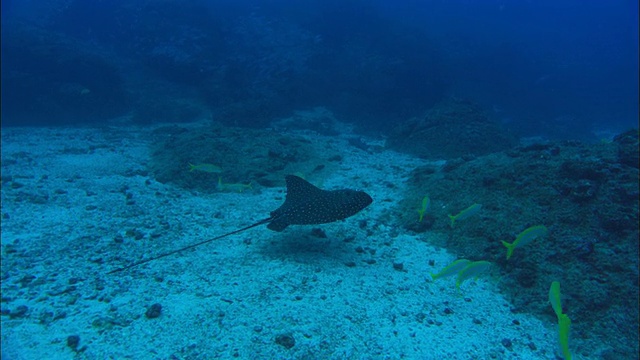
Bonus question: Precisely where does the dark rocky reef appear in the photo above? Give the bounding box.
[397,135,638,357]
[1,22,129,125]
[613,129,639,169]
[148,123,342,192]
[386,99,517,159]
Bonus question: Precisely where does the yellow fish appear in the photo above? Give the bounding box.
[417,195,430,222]
[430,259,470,281]
[456,261,491,290]
[189,163,222,173]
[501,225,548,260]
[558,313,572,360]
[549,281,563,319]
[448,203,482,228]
[549,281,571,360]
[218,177,252,192]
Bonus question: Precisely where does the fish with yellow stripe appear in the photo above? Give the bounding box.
[417,195,430,222]
[448,203,482,228]
[217,177,253,192]
[549,281,572,360]
[501,225,548,260]
[430,259,470,281]
[429,259,492,291]
[455,261,492,290]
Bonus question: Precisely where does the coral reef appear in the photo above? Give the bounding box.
[270,107,354,136]
[386,99,517,159]
[613,129,639,168]
[148,123,343,192]
[396,134,639,357]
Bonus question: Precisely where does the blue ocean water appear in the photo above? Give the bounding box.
[1,1,638,359]
[1,0,638,139]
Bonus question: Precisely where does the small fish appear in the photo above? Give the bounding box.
[189,163,222,173]
[448,203,482,228]
[217,177,252,192]
[549,281,572,360]
[456,261,491,290]
[417,195,430,222]
[558,313,572,360]
[549,281,563,319]
[430,259,470,281]
[501,225,548,260]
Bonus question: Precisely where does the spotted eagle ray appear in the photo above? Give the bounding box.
[108,175,372,273]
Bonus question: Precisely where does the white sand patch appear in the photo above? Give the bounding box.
[1,124,572,359]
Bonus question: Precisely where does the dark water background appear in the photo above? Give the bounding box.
[2,0,638,140]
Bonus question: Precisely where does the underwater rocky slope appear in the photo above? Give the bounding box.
[148,118,639,358]
[394,130,639,359]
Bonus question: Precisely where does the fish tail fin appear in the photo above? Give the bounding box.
[558,313,572,360]
[501,241,515,260]
[430,273,438,281]
[189,163,195,171]
[448,214,456,228]
[418,209,425,222]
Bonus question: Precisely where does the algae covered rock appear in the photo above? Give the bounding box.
[613,129,639,168]
[396,136,638,358]
[386,99,516,159]
[148,123,340,192]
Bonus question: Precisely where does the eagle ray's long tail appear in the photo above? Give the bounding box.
[107,217,272,274]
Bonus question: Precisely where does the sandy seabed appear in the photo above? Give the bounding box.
[1,123,564,359]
